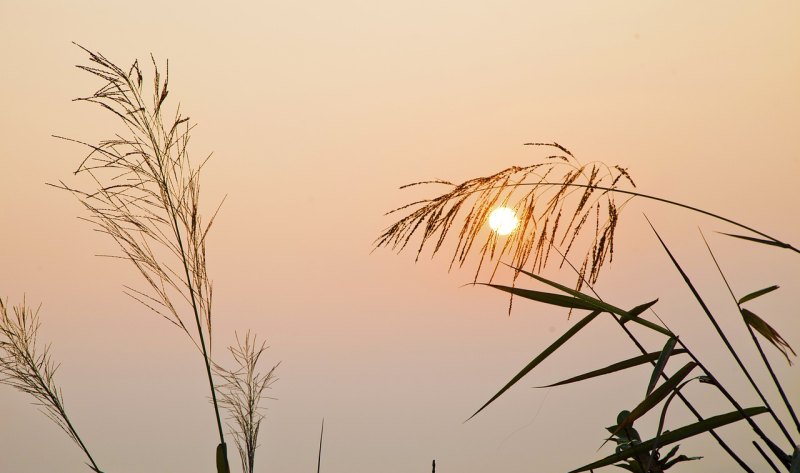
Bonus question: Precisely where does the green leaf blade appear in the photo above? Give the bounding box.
[742,308,797,365]
[467,309,602,421]
[484,284,600,311]
[646,337,679,397]
[738,285,780,305]
[537,349,687,388]
[610,361,697,440]
[569,407,768,473]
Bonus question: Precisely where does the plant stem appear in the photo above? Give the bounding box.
[746,327,800,434]
[549,245,755,472]
[754,441,783,473]
[317,418,325,473]
[165,189,226,446]
[702,232,799,440]
[648,220,794,467]
[480,182,799,254]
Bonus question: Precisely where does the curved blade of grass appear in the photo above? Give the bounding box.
[741,308,796,365]
[467,309,601,421]
[738,285,780,305]
[569,406,768,473]
[606,361,697,445]
[647,337,679,397]
[509,265,671,336]
[483,284,601,311]
[720,232,793,249]
[536,349,687,388]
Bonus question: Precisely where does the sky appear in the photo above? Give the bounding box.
[1,1,799,472]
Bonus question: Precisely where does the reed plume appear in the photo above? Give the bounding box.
[374,143,636,290]
[52,44,229,469]
[215,332,279,473]
[0,299,103,472]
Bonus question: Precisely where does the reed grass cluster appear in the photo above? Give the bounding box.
[1,45,278,473]
[378,147,799,472]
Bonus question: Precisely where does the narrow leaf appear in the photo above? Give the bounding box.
[568,407,769,473]
[663,454,703,469]
[646,337,679,397]
[720,232,791,249]
[608,362,697,442]
[537,349,687,388]
[467,310,602,421]
[738,285,780,305]
[484,284,600,311]
[742,308,796,365]
[510,266,671,336]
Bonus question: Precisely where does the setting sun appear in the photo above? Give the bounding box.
[488,207,519,235]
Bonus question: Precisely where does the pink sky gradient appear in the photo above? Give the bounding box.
[1,2,798,472]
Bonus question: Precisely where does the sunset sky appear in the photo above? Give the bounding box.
[1,2,798,472]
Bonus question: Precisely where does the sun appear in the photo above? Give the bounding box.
[488,207,519,236]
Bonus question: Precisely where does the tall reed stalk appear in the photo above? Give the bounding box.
[2,45,278,472]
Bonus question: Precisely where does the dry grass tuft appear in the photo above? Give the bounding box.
[51,44,220,350]
[0,299,103,472]
[374,143,636,290]
[215,332,279,473]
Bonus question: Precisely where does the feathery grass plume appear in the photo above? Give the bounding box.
[374,143,636,290]
[215,332,279,473]
[0,299,103,473]
[51,44,229,466]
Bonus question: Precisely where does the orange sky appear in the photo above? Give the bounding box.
[1,2,799,472]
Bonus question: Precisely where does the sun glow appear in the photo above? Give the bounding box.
[488,207,519,236]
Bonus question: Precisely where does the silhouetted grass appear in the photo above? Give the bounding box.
[378,146,798,472]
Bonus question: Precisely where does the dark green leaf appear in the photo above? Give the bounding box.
[537,349,686,388]
[608,362,697,442]
[647,337,679,397]
[484,284,600,311]
[467,310,602,421]
[742,308,797,365]
[660,445,680,464]
[509,266,671,336]
[216,442,230,473]
[738,285,780,305]
[663,454,703,470]
[720,232,791,249]
[568,406,768,473]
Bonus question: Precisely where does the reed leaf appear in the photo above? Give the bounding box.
[606,362,697,444]
[510,266,670,336]
[482,284,601,311]
[569,407,769,473]
[738,285,780,305]
[536,349,687,388]
[741,309,796,365]
[646,337,679,397]
[467,310,601,421]
[720,232,793,249]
